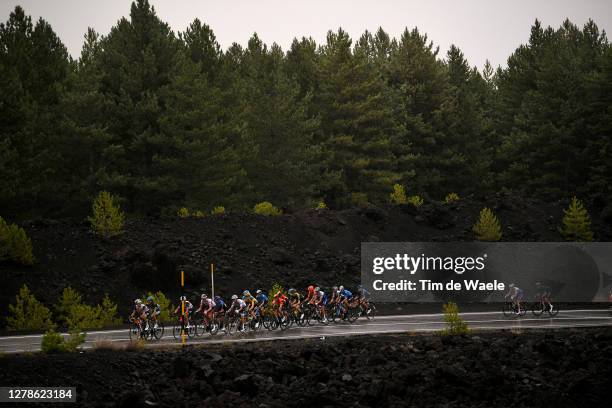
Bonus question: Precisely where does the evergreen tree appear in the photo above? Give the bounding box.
[559,197,594,241]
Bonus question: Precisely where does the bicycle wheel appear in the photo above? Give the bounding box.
[225,317,237,335]
[548,304,559,317]
[279,313,290,330]
[347,307,359,323]
[129,321,140,341]
[172,323,181,339]
[502,302,513,317]
[187,322,196,338]
[209,318,220,335]
[151,322,164,340]
[532,302,544,316]
[365,303,376,320]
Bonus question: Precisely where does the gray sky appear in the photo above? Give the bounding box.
[1,0,611,69]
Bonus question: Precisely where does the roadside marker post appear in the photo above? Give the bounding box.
[181,270,186,345]
[211,263,215,299]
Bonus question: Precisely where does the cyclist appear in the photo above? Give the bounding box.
[304,285,316,303]
[145,296,161,329]
[288,288,303,311]
[174,296,194,328]
[329,286,341,305]
[356,284,371,309]
[228,294,248,332]
[213,295,226,315]
[338,285,353,319]
[505,283,524,315]
[196,294,216,321]
[130,299,148,332]
[255,289,268,308]
[313,287,328,318]
[272,290,289,319]
[242,290,259,318]
[535,282,553,312]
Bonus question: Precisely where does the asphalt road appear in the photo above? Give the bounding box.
[1,309,611,354]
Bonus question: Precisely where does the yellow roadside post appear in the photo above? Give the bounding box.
[181,270,186,345]
[211,263,215,299]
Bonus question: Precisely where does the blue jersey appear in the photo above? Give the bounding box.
[256,293,268,305]
[213,297,226,311]
[340,289,352,299]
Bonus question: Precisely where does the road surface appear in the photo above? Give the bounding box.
[1,309,611,354]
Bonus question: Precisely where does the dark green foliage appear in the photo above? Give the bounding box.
[1,4,610,219]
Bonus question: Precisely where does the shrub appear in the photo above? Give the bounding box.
[253,201,282,216]
[407,195,424,207]
[193,210,205,218]
[389,184,408,204]
[143,291,173,323]
[441,302,470,335]
[41,329,85,353]
[55,287,83,327]
[89,191,125,238]
[7,285,55,331]
[444,193,460,203]
[177,207,190,218]
[315,200,327,210]
[0,216,34,265]
[65,303,102,330]
[559,196,593,242]
[98,294,123,327]
[350,192,369,207]
[211,206,226,215]
[473,207,502,241]
[56,288,122,330]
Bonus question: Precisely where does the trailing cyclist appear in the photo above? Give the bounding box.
[355,285,370,309]
[505,283,524,315]
[535,282,553,313]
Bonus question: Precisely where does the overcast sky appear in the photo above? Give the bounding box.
[2,0,611,69]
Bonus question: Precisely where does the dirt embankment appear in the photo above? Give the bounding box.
[2,196,610,320]
[1,328,611,407]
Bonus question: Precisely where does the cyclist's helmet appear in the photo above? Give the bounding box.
[180,296,187,301]
[288,288,296,294]
[332,286,338,291]
[256,289,262,295]
[314,287,320,292]
[147,296,155,302]
[274,291,282,297]
[307,285,314,292]
[339,285,344,291]
[231,294,238,300]
[509,283,515,288]
[201,294,207,299]
[357,284,362,290]
[243,290,251,297]
[134,298,142,305]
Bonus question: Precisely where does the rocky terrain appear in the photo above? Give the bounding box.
[1,327,611,407]
[2,195,611,324]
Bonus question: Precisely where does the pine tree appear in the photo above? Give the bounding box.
[7,285,55,331]
[473,208,502,241]
[559,197,594,241]
[88,191,125,237]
